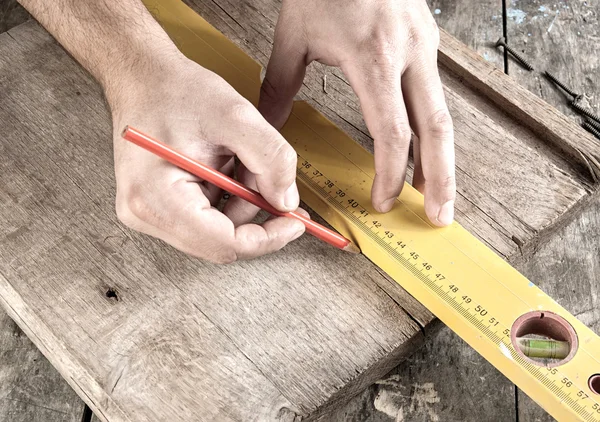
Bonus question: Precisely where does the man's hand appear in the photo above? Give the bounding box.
[259,0,456,226]
[111,57,306,263]
[18,0,305,263]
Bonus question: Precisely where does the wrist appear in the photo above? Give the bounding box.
[102,42,186,112]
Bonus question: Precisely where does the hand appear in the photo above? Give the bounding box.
[259,0,456,226]
[110,54,306,263]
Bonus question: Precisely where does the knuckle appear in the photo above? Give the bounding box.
[407,26,427,49]
[210,249,238,265]
[265,139,297,182]
[369,42,400,70]
[276,141,298,169]
[432,174,456,193]
[425,109,454,139]
[229,102,259,126]
[116,184,152,227]
[381,116,412,145]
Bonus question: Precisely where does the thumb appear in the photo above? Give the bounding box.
[259,7,308,129]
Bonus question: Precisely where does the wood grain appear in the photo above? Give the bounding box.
[503,2,600,420]
[0,0,29,33]
[0,21,431,421]
[1,0,598,419]
[0,311,84,422]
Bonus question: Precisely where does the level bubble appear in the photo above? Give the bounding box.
[510,311,578,367]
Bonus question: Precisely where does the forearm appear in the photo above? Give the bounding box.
[18,0,181,106]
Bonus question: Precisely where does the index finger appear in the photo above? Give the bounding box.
[343,58,412,213]
[402,57,456,227]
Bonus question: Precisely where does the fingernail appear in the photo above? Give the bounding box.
[437,200,455,226]
[284,181,299,210]
[380,197,397,213]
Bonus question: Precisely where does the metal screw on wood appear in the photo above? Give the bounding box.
[571,100,600,124]
[544,71,581,100]
[495,37,534,71]
[544,71,600,124]
[582,121,600,140]
[586,118,600,132]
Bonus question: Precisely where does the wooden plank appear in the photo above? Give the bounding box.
[325,325,518,422]
[429,0,504,70]
[1,5,82,422]
[0,21,431,421]
[503,3,600,420]
[514,193,600,422]
[1,0,598,419]
[504,0,600,120]
[0,312,84,422]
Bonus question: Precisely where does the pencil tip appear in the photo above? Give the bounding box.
[343,242,361,254]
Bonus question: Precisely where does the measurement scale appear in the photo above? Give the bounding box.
[145,1,600,419]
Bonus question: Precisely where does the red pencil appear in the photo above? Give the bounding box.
[121,126,360,254]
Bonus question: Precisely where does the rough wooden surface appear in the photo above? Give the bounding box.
[0,0,28,33]
[505,2,600,420]
[505,0,600,120]
[0,3,85,422]
[325,2,600,420]
[0,21,433,421]
[0,312,84,422]
[1,0,599,421]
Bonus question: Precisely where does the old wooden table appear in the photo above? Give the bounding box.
[0,0,598,421]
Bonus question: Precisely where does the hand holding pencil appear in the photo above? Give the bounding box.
[109,58,357,263]
[122,127,358,254]
[110,60,319,263]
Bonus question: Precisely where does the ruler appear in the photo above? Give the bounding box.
[145,0,600,419]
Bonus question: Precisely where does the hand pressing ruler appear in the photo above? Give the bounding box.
[145,0,600,419]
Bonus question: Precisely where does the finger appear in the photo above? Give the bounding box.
[223,164,262,226]
[343,59,411,213]
[218,104,300,213]
[402,57,455,227]
[233,216,305,260]
[258,4,308,129]
[412,133,425,193]
[127,178,304,263]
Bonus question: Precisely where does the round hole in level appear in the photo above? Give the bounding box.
[510,311,578,367]
[590,374,600,395]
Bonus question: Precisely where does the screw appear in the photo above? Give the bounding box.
[495,37,534,71]
[571,100,600,124]
[544,71,581,100]
[586,118,600,132]
[582,121,600,140]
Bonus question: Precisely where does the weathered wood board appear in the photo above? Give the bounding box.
[0,0,29,33]
[504,2,600,420]
[327,1,600,420]
[0,21,429,421]
[1,0,599,420]
[0,311,84,422]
